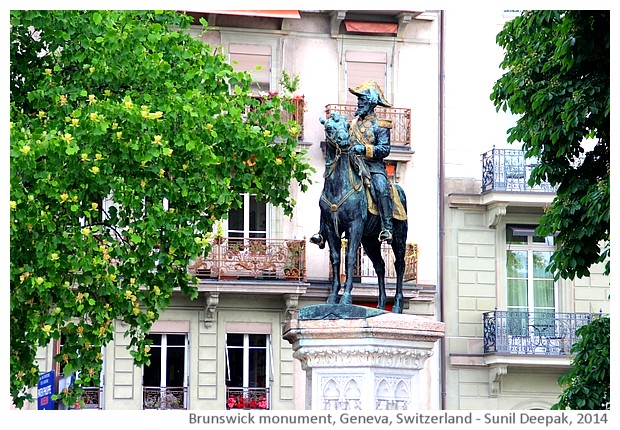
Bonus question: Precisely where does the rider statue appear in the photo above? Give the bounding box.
[311,80,394,247]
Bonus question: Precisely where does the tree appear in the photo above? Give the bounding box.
[491,11,610,280]
[552,316,610,410]
[10,10,312,408]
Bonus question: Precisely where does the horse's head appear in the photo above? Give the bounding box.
[320,112,350,149]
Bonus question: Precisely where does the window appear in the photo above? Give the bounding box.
[227,194,267,244]
[345,51,387,105]
[142,333,188,409]
[56,336,105,409]
[229,43,272,94]
[225,333,272,409]
[506,226,556,336]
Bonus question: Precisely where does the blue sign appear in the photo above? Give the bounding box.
[37,370,55,410]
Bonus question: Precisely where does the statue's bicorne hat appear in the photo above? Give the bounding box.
[348,80,392,107]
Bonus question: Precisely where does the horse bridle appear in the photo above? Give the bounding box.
[320,122,366,239]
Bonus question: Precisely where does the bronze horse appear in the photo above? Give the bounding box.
[318,112,408,313]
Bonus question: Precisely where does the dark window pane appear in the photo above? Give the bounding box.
[147,333,162,346]
[143,346,162,387]
[249,334,267,347]
[249,196,266,234]
[228,206,244,233]
[166,346,185,387]
[226,348,243,387]
[227,333,244,347]
[166,334,185,346]
[249,348,267,388]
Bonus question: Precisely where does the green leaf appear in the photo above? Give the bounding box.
[65,144,79,155]
[9,9,313,409]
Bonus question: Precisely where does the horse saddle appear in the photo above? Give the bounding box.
[366,184,407,221]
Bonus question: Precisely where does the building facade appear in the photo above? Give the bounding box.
[440,9,610,410]
[26,9,609,411]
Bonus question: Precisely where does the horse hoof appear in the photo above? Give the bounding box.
[392,306,403,314]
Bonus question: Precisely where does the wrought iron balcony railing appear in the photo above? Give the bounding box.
[226,387,270,410]
[142,386,187,410]
[248,95,305,140]
[189,238,306,282]
[332,242,418,283]
[481,148,556,193]
[483,310,592,356]
[80,386,103,409]
[325,104,411,147]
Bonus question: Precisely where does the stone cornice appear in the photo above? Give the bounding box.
[283,312,445,343]
[293,345,433,370]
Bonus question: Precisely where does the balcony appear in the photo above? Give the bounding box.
[483,310,592,356]
[325,104,411,147]
[142,386,187,410]
[226,387,270,410]
[481,148,556,193]
[332,242,418,284]
[249,95,305,140]
[188,238,306,282]
[80,386,103,409]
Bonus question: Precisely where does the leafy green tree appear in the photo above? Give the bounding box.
[10,10,312,408]
[491,10,610,280]
[552,316,610,409]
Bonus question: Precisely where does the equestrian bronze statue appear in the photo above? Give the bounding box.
[311,80,408,313]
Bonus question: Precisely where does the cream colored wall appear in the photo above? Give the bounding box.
[100,293,297,410]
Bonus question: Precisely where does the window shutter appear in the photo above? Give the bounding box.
[225,322,272,335]
[229,44,272,93]
[345,51,387,105]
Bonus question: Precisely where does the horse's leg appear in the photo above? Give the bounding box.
[340,222,363,306]
[324,215,342,304]
[362,235,386,310]
[391,219,407,314]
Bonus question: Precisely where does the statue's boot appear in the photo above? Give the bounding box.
[310,233,325,249]
[377,194,393,243]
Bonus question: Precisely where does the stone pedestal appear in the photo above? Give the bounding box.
[282,304,445,410]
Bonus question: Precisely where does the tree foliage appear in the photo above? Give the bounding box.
[10,10,312,408]
[491,11,610,280]
[552,316,610,410]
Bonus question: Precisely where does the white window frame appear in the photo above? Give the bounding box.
[222,33,282,94]
[338,40,395,104]
[142,333,189,409]
[224,193,271,240]
[505,227,558,315]
[503,225,562,353]
[225,333,272,388]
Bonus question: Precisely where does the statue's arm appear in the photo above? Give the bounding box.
[369,126,391,160]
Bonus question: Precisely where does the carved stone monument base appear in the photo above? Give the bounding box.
[282,304,445,410]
